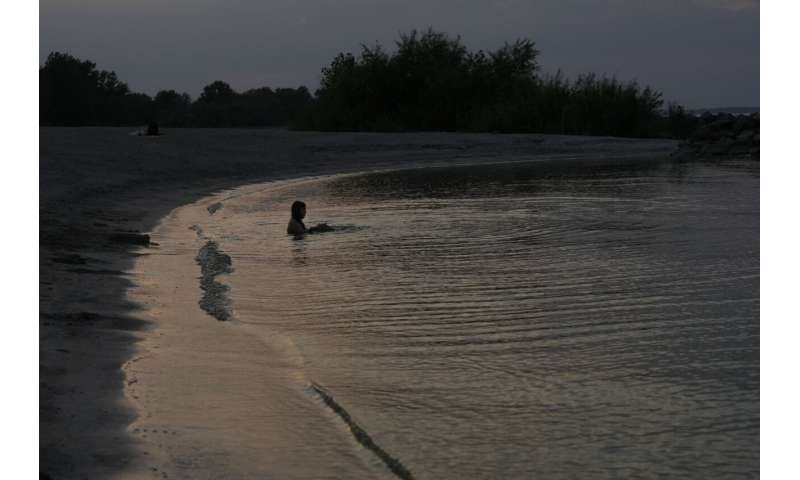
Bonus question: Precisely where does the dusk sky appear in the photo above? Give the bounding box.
[40,0,759,108]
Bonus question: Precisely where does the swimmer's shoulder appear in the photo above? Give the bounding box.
[287,218,306,235]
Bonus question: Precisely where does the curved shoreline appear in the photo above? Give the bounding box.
[123,174,417,478]
[39,128,677,478]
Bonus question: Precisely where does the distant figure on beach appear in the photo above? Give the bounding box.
[145,121,160,136]
[287,200,332,235]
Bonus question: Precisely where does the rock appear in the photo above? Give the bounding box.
[692,123,722,142]
[707,139,735,156]
[51,254,88,265]
[702,114,735,138]
[680,111,759,160]
[108,232,151,246]
[207,202,223,215]
[145,122,160,136]
[700,112,716,124]
[735,129,755,144]
[734,115,756,135]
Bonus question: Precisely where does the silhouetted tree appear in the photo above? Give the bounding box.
[39,46,691,137]
[665,103,699,139]
[40,52,146,125]
[296,29,675,137]
[154,90,192,126]
[117,93,155,125]
[189,81,312,127]
[198,81,236,104]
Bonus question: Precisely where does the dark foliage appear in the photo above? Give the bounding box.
[40,52,312,127]
[40,52,154,126]
[296,29,690,138]
[40,40,699,138]
[154,90,192,127]
[191,81,312,127]
[666,103,700,139]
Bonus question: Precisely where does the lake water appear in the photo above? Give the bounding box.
[195,157,759,479]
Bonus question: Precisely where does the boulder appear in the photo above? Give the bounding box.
[710,113,736,131]
[706,140,733,156]
[700,112,717,124]
[734,114,756,135]
[692,123,722,142]
[108,232,151,246]
[676,111,759,160]
[735,130,755,144]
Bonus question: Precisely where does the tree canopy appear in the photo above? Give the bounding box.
[40,53,311,127]
[40,32,698,138]
[40,52,147,126]
[295,29,672,137]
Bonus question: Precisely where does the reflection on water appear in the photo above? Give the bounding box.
[290,241,308,267]
[203,157,759,479]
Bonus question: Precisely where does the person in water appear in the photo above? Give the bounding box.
[287,200,331,235]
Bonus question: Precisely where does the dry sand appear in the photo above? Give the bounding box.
[40,127,677,478]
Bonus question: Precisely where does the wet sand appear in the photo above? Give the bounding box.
[40,127,676,478]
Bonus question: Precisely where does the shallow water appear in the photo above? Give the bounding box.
[195,157,759,479]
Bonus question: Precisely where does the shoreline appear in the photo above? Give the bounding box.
[40,127,677,478]
[122,175,407,479]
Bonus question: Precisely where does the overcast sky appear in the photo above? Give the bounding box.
[40,0,759,108]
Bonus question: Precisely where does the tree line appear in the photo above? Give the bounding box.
[295,30,698,137]
[40,31,700,138]
[40,52,311,127]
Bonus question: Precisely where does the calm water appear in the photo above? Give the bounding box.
[201,157,759,479]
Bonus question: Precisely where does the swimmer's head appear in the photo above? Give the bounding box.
[291,200,307,220]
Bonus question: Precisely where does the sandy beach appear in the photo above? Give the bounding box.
[40,127,677,478]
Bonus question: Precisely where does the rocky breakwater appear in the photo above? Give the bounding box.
[675,112,759,159]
